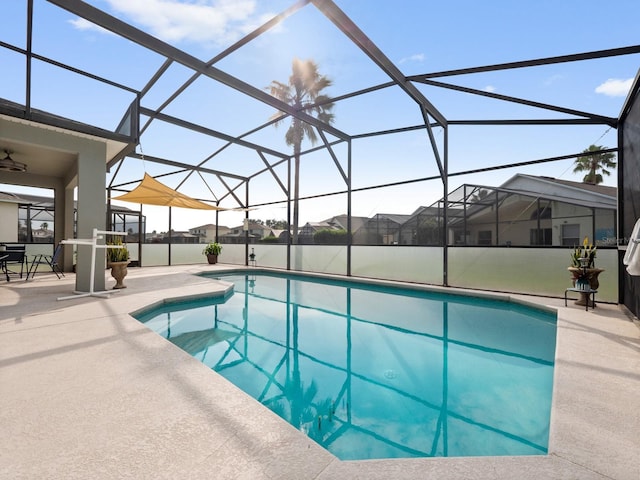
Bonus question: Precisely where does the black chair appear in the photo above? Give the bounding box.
[27,244,65,280]
[0,254,8,281]
[2,246,26,281]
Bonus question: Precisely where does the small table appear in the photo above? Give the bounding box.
[565,287,597,311]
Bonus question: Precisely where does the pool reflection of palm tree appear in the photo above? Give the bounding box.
[271,378,336,446]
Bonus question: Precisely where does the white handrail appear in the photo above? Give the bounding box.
[58,228,128,301]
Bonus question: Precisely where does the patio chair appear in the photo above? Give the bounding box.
[27,244,65,280]
[2,246,26,281]
[0,254,8,281]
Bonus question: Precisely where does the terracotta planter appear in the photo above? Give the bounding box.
[567,267,604,307]
[206,254,218,264]
[109,261,129,289]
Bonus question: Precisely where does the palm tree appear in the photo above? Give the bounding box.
[573,144,617,184]
[267,58,335,244]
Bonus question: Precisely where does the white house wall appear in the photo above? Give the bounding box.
[552,202,594,245]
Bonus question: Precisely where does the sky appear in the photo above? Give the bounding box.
[1,0,639,232]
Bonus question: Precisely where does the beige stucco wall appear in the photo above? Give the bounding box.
[0,202,18,242]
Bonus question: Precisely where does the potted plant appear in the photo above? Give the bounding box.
[568,236,604,306]
[106,236,130,289]
[203,242,222,264]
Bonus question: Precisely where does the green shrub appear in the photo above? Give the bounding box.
[313,229,349,245]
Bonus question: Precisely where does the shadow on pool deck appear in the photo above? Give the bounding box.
[1,265,639,479]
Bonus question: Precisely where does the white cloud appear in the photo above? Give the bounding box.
[398,53,425,64]
[544,73,565,86]
[68,18,114,35]
[484,85,496,93]
[595,78,633,97]
[70,0,272,47]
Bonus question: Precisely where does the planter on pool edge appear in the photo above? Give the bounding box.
[567,267,604,307]
[109,261,129,289]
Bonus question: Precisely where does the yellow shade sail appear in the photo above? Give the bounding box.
[112,173,229,210]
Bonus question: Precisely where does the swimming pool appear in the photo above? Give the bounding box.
[135,272,557,461]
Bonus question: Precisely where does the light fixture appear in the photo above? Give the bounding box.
[0,150,27,172]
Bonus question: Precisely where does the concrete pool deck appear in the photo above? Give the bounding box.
[1,265,639,479]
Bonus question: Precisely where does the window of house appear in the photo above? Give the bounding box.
[454,229,470,245]
[478,230,492,245]
[530,228,552,245]
[561,224,580,246]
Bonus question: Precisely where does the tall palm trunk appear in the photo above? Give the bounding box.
[267,58,335,244]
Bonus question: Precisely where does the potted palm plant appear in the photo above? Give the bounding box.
[568,236,603,306]
[107,236,130,289]
[203,242,222,264]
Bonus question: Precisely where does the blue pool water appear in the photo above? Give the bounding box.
[135,272,557,461]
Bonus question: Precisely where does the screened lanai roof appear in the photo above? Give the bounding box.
[1,1,639,220]
[444,180,616,220]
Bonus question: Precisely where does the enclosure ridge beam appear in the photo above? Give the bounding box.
[449,148,619,177]
[138,1,311,137]
[348,118,605,140]
[407,45,640,79]
[0,40,140,96]
[247,136,347,182]
[312,0,447,128]
[139,107,289,159]
[47,0,350,142]
[418,79,618,127]
[448,118,611,125]
[329,81,396,104]
[127,152,247,182]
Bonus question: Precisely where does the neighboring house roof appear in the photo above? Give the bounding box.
[166,232,198,238]
[228,221,270,230]
[190,223,217,230]
[0,191,51,206]
[266,229,287,237]
[321,214,369,232]
[499,174,616,208]
[407,206,442,217]
[0,191,25,204]
[110,204,139,213]
[369,213,412,225]
[532,176,616,197]
[222,232,262,238]
[1,191,142,212]
[302,221,333,231]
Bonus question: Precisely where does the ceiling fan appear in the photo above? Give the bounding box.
[0,150,27,172]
